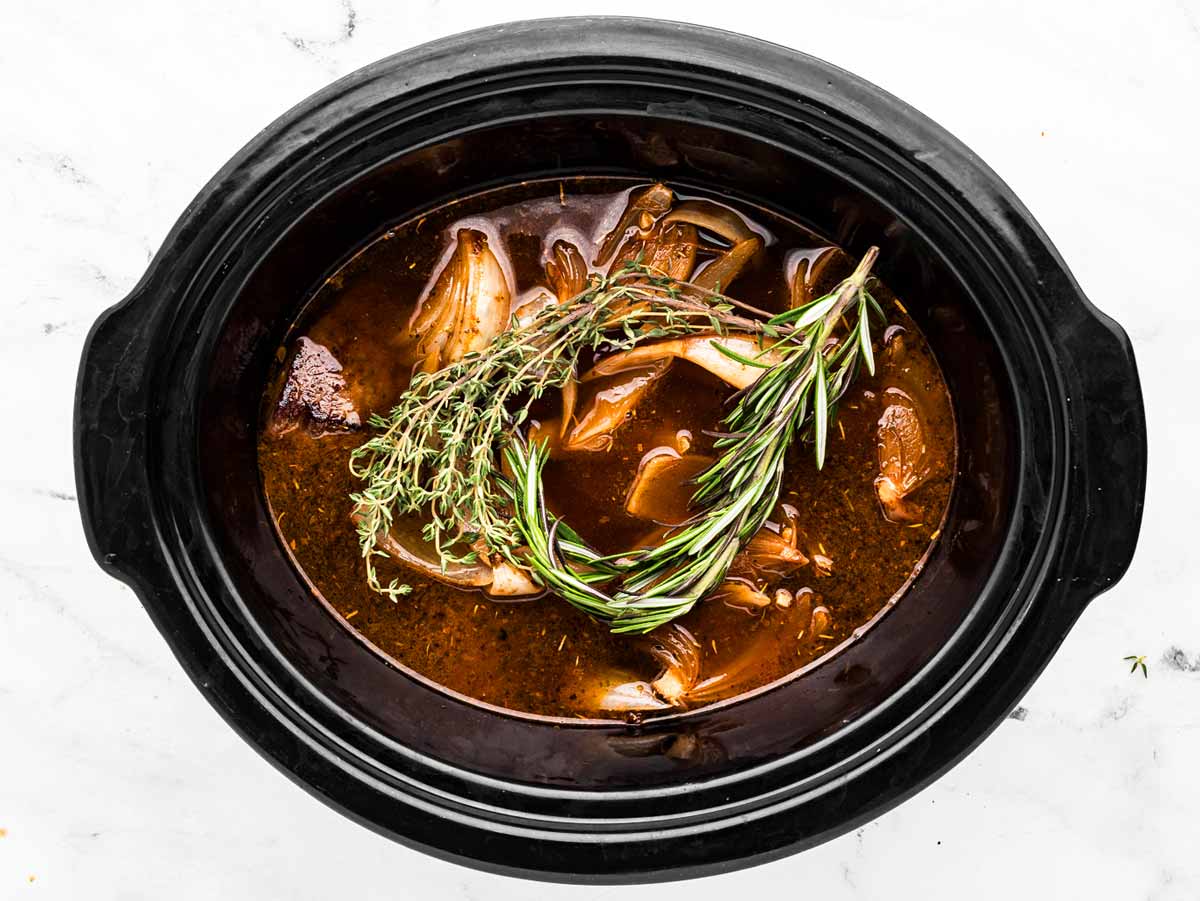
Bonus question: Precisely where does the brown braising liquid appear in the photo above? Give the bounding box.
[258,179,956,719]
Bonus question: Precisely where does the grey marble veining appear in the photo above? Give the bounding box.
[1,0,1197,897]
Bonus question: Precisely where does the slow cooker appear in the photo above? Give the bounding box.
[75,18,1146,882]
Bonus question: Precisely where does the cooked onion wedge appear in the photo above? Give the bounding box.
[560,360,671,452]
[711,578,773,611]
[544,239,590,301]
[873,334,951,523]
[353,508,492,588]
[350,508,540,597]
[406,228,511,372]
[648,625,702,705]
[692,236,762,292]
[661,199,756,244]
[583,333,781,390]
[608,220,698,281]
[593,182,674,266]
[789,246,850,308]
[624,448,714,525]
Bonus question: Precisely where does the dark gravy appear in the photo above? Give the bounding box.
[258,179,956,719]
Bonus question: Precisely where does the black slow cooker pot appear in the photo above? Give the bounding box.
[74,18,1146,883]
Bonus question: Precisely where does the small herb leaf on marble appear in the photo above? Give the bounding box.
[1123,654,1149,678]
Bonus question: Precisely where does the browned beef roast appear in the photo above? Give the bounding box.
[267,337,361,437]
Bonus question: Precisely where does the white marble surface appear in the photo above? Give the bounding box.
[1,0,1197,896]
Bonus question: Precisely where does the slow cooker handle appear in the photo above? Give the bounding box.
[74,291,161,587]
[1059,307,1146,607]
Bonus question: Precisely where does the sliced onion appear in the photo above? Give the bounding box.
[691,236,762,292]
[661,199,756,244]
[649,624,702,705]
[582,333,780,390]
[563,361,670,452]
[544,239,590,302]
[593,183,674,266]
[624,449,714,525]
[486,561,542,597]
[405,229,511,372]
[353,508,493,588]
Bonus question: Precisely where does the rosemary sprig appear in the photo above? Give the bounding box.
[349,263,793,600]
[508,249,882,632]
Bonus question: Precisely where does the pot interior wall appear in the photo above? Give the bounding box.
[199,112,1014,789]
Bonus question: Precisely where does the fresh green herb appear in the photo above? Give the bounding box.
[1124,654,1149,678]
[352,249,883,631]
[349,262,799,600]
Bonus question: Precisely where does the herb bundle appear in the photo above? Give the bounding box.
[350,249,882,630]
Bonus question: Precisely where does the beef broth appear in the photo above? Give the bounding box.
[258,178,956,719]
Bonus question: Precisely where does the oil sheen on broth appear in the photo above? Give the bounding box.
[258,179,956,719]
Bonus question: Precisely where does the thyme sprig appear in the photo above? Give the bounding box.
[349,263,796,600]
[507,249,882,632]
